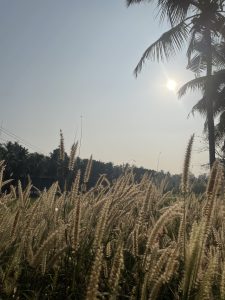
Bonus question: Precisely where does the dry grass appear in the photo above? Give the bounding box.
[0,136,224,299]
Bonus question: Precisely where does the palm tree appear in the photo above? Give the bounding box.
[127,0,225,168]
[179,56,225,155]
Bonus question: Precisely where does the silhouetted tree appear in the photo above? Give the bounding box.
[0,142,29,182]
[0,141,206,194]
[127,0,225,168]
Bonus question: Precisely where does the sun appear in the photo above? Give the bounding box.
[166,79,177,91]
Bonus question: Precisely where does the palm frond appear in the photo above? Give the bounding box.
[190,93,225,117]
[216,86,225,109]
[178,76,206,98]
[212,45,225,70]
[127,0,191,25]
[157,0,192,26]
[215,111,225,141]
[186,29,199,62]
[213,12,225,35]
[126,0,151,6]
[187,37,225,73]
[187,54,206,73]
[211,69,225,90]
[190,97,206,117]
[134,20,189,76]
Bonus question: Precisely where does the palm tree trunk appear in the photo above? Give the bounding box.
[205,29,215,168]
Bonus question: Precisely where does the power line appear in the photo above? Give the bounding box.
[0,126,44,154]
[1,131,43,153]
[1,130,42,153]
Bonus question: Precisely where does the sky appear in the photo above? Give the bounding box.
[0,0,209,175]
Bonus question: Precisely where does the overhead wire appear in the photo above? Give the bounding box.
[0,125,45,154]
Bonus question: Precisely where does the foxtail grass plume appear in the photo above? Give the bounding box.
[206,159,220,197]
[68,142,78,171]
[86,246,103,300]
[181,134,194,194]
[71,170,81,200]
[108,243,124,297]
[84,155,93,184]
[59,129,65,161]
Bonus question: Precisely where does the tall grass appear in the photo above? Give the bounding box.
[0,136,224,299]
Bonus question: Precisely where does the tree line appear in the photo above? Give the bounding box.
[0,141,207,194]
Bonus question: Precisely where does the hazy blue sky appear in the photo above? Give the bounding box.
[0,0,208,174]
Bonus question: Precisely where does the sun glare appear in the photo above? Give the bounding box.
[166,79,177,91]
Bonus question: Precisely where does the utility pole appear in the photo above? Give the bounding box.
[156,152,161,172]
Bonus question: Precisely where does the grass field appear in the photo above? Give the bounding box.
[0,136,224,299]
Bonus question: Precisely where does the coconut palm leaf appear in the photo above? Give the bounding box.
[126,0,150,5]
[178,76,206,98]
[180,69,225,105]
[188,72,225,112]
[187,54,206,73]
[212,49,225,72]
[186,28,201,61]
[184,69,225,142]
[212,12,225,34]
[210,69,225,93]
[203,111,225,140]
[216,86,225,108]
[187,47,225,74]
[190,97,206,116]
[127,0,193,25]
[134,20,189,75]
[156,0,191,26]
[215,111,225,140]
[190,93,225,117]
